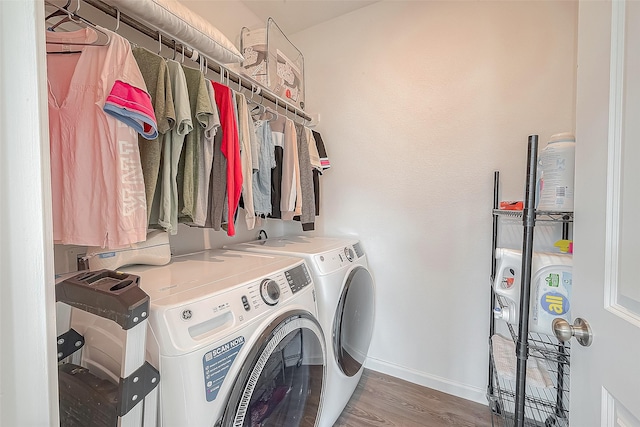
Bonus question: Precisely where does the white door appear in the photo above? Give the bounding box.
[572,0,640,425]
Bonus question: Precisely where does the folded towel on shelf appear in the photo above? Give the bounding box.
[491,334,554,389]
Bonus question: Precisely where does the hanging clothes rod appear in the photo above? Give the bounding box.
[79,0,312,122]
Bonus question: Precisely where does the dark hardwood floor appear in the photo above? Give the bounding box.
[334,370,494,427]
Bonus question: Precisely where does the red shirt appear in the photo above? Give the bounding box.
[212,82,242,236]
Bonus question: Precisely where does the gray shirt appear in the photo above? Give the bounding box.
[295,123,316,230]
[252,119,276,216]
[149,59,191,234]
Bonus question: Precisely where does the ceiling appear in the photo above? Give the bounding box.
[241,0,378,35]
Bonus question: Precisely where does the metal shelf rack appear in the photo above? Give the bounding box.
[487,135,573,427]
[490,295,571,426]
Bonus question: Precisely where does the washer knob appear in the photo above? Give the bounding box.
[344,247,355,262]
[260,279,280,306]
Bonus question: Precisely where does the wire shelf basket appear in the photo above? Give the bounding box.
[494,295,572,362]
[489,296,570,426]
[492,210,573,223]
[489,350,569,426]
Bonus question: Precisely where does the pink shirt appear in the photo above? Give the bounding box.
[47,27,157,247]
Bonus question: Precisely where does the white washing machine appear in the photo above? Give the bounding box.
[69,249,327,427]
[226,236,376,427]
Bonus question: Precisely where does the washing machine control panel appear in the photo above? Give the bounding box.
[161,262,313,353]
[284,263,312,294]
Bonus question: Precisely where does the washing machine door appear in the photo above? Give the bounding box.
[333,266,376,377]
[219,311,325,427]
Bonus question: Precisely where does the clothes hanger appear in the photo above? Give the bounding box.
[265,103,279,122]
[249,87,265,119]
[199,56,205,74]
[220,67,227,85]
[258,93,268,114]
[248,84,264,108]
[45,0,111,49]
[156,31,163,55]
[222,68,229,87]
[158,37,182,63]
[46,0,75,31]
[112,7,120,33]
[45,0,71,22]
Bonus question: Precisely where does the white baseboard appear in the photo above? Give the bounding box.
[364,357,488,405]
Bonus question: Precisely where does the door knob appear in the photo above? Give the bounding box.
[552,318,593,347]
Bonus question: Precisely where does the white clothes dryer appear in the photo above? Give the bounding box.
[69,249,326,427]
[226,236,376,427]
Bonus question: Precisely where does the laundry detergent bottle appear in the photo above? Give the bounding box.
[532,263,572,336]
[493,248,572,336]
[537,132,576,212]
[493,248,523,325]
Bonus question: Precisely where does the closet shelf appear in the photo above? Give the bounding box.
[492,209,573,222]
[83,0,312,122]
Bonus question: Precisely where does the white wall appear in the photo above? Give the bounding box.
[1,1,59,425]
[291,1,578,402]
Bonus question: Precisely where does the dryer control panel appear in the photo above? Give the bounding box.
[313,245,364,275]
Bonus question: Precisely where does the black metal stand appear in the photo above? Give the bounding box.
[514,135,539,426]
[488,136,573,427]
[487,171,500,414]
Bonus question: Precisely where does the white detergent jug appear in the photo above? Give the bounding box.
[532,264,572,336]
[493,248,572,336]
[537,132,576,212]
[493,248,522,303]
